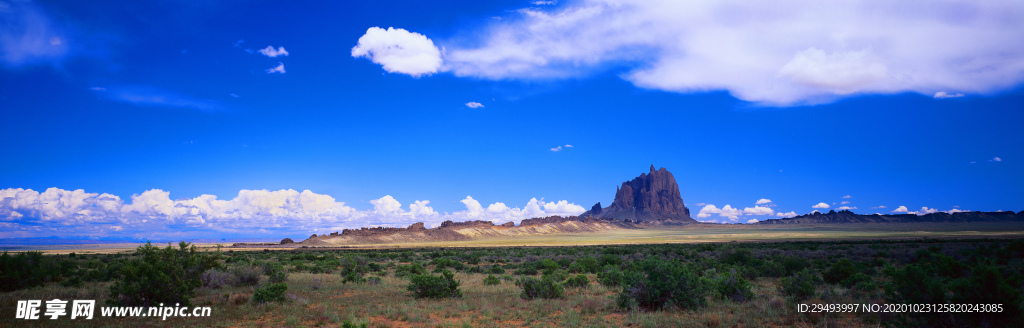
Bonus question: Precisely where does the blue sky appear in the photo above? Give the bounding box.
[1,0,1022,240]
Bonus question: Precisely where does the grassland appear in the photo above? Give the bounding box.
[2,223,1023,327]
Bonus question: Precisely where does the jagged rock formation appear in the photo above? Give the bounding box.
[579,165,694,224]
[341,222,427,237]
[759,209,1024,224]
[280,238,294,244]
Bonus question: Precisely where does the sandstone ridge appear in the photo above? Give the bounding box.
[297,215,635,246]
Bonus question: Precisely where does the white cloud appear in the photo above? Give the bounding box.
[837,206,857,210]
[266,62,286,74]
[990,157,1002,162]
[352,27,442,77]
[696,204,742,221]
[840,201,850,205]
[233,39,244,47]
[933,91,964,99]
[912,207,940,215]
[446,196,584,225]
[0,187,585,237]
[742,205,774,216]
[441,0,1024,105]
[532,1,558,5]
[842,195,852,199]
[812,202,830,209]
[258,46,289,57]
[892,205,909,213]
[550,146,562,152]
[564,144,573,148]
[776,211,798,218]
[465,102,484,108]
[871,205,887,209]
[746,218,759,224]
[755,198,772,205]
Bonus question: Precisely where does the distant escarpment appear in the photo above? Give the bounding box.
[759,209,1024,224]
[578,165,695,224]
[298,216,636,246]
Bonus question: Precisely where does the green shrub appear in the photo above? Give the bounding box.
[341,270,366,284]
[843,272,872,289]
[394,262,426,278]
[0,251,67,291]
[617,258,708,311]
[564,274,589,288]
[266,263,288,283]
[822,259,856,285]
[108,242,220,307]
[519,276,564,300]
[599,266,623,286]
[252,282,288,303]
[483,274,501,285]
[407,270,462,298]
[721,248,754,266]
[543,269,569,282]
[715,268,754,302]
[779,256,810,275]
[780,268,820,301]
[488,265,504,275]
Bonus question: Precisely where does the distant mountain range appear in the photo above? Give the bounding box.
[758,209,1023,224]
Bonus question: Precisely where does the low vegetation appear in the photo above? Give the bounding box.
[1,238,1022,327]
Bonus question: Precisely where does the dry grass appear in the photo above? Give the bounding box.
[0,269,896,327]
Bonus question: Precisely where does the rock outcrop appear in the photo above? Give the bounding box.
[579,165,694,223]
[280,238,294,244]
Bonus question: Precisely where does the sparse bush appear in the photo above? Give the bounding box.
[483,274,501,285]
[108,242,220,307]
[252,282,288,303]
[201,269,235,289]
[780,268,821,301]
[366,276,382,285]
[564,274,589,288]
[231,266,261,286]
[488,265,504,275]
[617,258,708,311]
[543,269,569,282]
[715,268,754,302]
[394,262,426,278]
[722,248,755,266]
[779,256,810,275]
[407,270,462,298]
[520,276,564,299]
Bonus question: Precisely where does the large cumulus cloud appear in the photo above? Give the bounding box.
[362,0,1024,105]
[0,187,586,238]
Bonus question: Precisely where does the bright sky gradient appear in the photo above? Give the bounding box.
[2,0,1023,240]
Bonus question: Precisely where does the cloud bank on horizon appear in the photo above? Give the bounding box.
[0,187,585,239]
[352,0,1024,105]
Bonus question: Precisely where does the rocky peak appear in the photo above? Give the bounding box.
[580,165,693,223]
